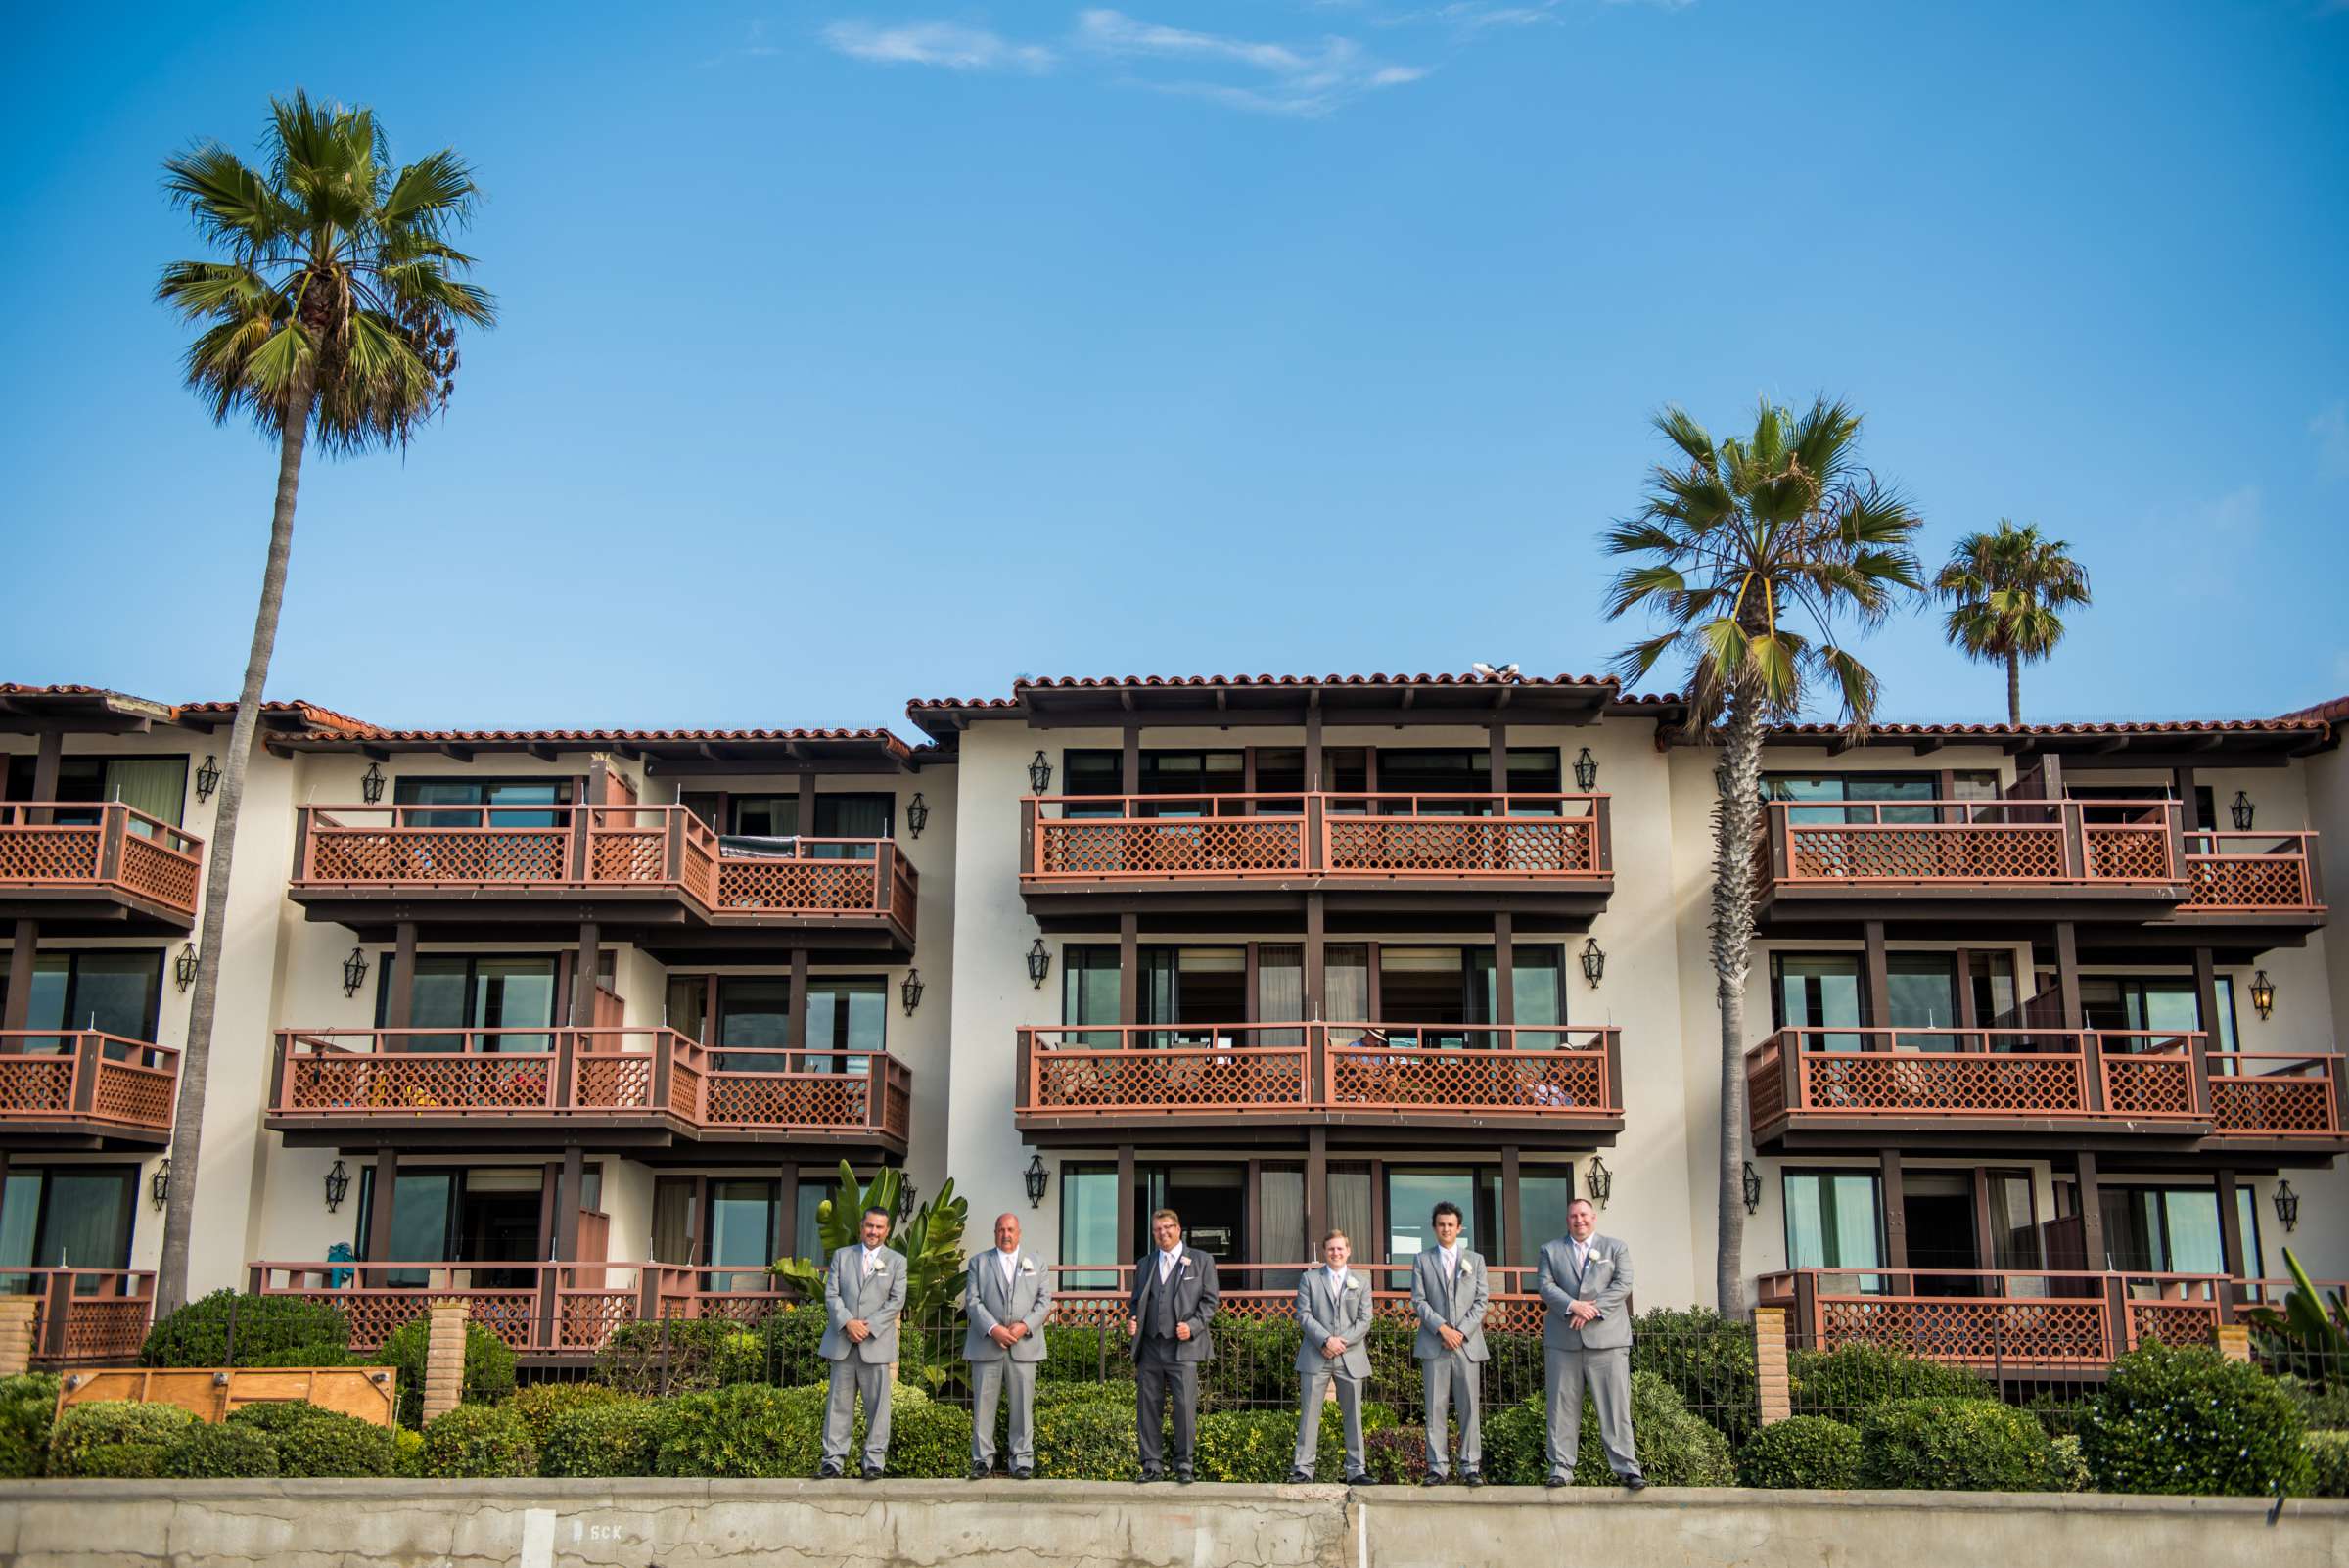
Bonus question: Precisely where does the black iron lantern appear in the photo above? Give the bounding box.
[1026,938,1051,990]
[194,755,221,803]
[1024,1152,1049,1209]
[1580,937,1606,989]
[2249,969,2276,1021]
[905,792,930,839]
[1028,750,1053,794]
[174,942,200,992]
[324,1159,350,1213]
[2273,1178,2300,1234]
[900,968,924,1016]
[151,1158,170,1212]
[1742,1160,1763,1216]
[360,761,387,805]
[2230,790,2255,831]
[342,946,370,997]
[1573,747,1598,792]
[898,1178,919,1217]
[1585,1155,1612,1210]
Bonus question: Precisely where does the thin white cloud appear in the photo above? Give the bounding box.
[2312,400,2349,481]
[821,20,1055,71]
[1075,7,1427,116]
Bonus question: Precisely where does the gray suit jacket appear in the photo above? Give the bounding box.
[964,1248,1052,1363]
[1537,1234,1633,1351]
[1128,1246,1219,1363]
[1410,1246,1490,1362]
[1294,1268,1373,1378]
[819,1243,908,1363]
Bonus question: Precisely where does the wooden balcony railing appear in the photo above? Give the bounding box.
[2182,831,2325,912]
[1024,793,1610,882]
[272,1027,909,1141]
[295,804,720,902]
[1040,1263,1550,1336]
[710,837,915,926]
[0,1032,179,1133]
[1746,1028,2344,1137]
[0,803,203,918]
[1757,799,2180,890]
[1758,1268,2344,1368]
[1018,1022,1619,1122]
[2,1268,157,1363]
[252,1260,691,1356]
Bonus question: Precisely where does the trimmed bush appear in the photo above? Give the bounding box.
[418,1403,536,1478]
[1736,1415,1861,1489]
[392,1426,424,1477]
[160,1421,281,1479]
[1633,1306,1761,1443]
[1478,1373,1733,1487]
[2080,1342,2311,1498]
[1363,1425,1427,1485]
[69,1441,165,1478]
[2049,1433,2091,1492]
[1858,1397,2061,1492]
[600,1319,764,1397]
[540,1398,663,1478]
[508,1382,627,1449]
[47,1400,198,1476]
[1033,1391,1140,1481]
[2302,1431,2349,1499]
[0,1372,63,1479]
[756,1307,830,1389]
[1788,1343,1989,1419]
[374,1317,517,1427]
[882,1385,974,1478]
[1035,1378,1136,1408]
[653,1383,813,1479]
[225,1403,396,1478]
[1037,1321,1131,1385]
[2275,1374,2349,1432]
[140,1290,350,1369]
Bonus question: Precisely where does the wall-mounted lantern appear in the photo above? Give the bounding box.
[2230,791,2255,831]
[194,755,221,803]
[1025,1152,1049,1210]
[1028,751,1053,794]
[1743,1160,1763,1216]
[2249,969,2276,1021]
[360,762,387,805]
[1581,937,1606,989]
[905,792,930,839]
[2273,1178,2299,1233]
[174,943,201,992]
[1573,747,1598,792]
[1585,1155,1612,1209]
[1026,938,1052,990]
[342,946,370,997]
[324,1159,350,1213]
[900,968,924,1016]
[151,1158,171,1212]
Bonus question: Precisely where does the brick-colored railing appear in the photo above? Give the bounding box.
[0,1032,178,1132]
[1756,799,2179,889]
[0,803,202,918]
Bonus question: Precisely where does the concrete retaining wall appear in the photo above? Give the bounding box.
[0,1480,2338,1568]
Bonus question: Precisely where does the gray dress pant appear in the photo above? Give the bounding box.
[1134,1336,1197,1475]
[1419,1350,1481,1475]
[822,1358,893,1471]
[1544,1344,1640,1480]
[1294,1364,1364,1476]
[971,1359,1036,1470]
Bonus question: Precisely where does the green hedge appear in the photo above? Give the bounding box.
[373,1318,517,1427]
[1034,1393,1141,1480]
[1632,1307,1761,1443]
[508,1382,628,1448]
[1735,1415,1861,1489]
[2275,1374,2349,1432]
[418,1403,535,1478]
[2080,1343,2311,1498]
[540,1398,664,1478]
[2303,1431,2349,1499]
[1477,1371,1733,1486]
[599,1319,766,1396]
[139,1290,350,1369]
[1037,1322,1131,1385]
[756,1307,830,1389]
[47,1400,198,1477]
[1187,1402,1396,1482]
[649,1380,963,1479]
[0,1373,62,1479]
[1788,1343,1989,1419]
[1858,1397,2061,1492]
[224,1402,397,1477]
[159,1421,280,1479]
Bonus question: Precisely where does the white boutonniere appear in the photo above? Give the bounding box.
[1019,1259,1036,1275]
[1345,1277,1363,1293]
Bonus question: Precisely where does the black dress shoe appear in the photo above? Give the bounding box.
[969,1462,993,1480]
[1139,1468,1166,1483]
[1421,1472,1448,1487]
[1011,1467,1034,1480]
[1461,1470,1483,1489]
[1622,1474,1648,1491]
[1344,1472,1373,1487]
[1286,1469,1313,1485]
[860,1464,884,1481]
[1544,1474,1570,1489]
[818,1464,843,1480]
[1175,1470,1195,1485]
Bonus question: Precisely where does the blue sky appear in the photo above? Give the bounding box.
[3,0,2345,732]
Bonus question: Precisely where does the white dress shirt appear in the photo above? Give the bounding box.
[1437,1242,1459,1283]
[860,1242,885,1275]
[1324,1265,1349,1295]
[1157,1246,1180,1283]
[995,1247,1020,1291]
[1571,1236,1593,1277]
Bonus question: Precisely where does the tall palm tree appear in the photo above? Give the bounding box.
[1933,520,2092,726]
[152,93,494,1312]
[1603,398,1924,1313]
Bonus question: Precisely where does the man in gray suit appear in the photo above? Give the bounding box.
[1289,1228,1374,1485]
[964,1210,1052,1479]
[1537,1198,1645,1490]
[1126,1207,1218,1483]
[818,1204,907,1480]
[1409,1201,1489,1486]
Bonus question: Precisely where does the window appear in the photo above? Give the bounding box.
[805,976,887,1074]
[706,1179,777,1289]
[730,796,799,838]
[2079,976,2236,1051]
[1059,1163,1121,1287]
[4,757,189,827]
[1385,1167,1498,1258]
[1783,1172,1883,1272]
[0,1166,137,1287]
[1373,749,1561,813]
[1061,945,1122,1048]
[1886,954,1958,1047]
[392,777,571,828]
[0,950,163,1045]
[374,954,558,1051]
[1467,945,1569,1045]
[715,977,794,1071]
[1772,953,1864,1047]
[1765,774,1938,824]
[1517,1170,1576,1266]
[1137,946,1244,1038]
[2097,1184,2260,1275]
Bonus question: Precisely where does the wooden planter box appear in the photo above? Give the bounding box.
[57,1366,397,1428]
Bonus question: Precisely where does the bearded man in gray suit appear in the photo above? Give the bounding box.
[1409,1201,1489,1485]
[1537,1198,1645,1490]
[964,1211,1052,1479]
[818,1205,907,1480]
[1288,1229,1374,1485]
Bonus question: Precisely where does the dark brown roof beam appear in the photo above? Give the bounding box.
[2089,736,2130,754]
[527,744,559,762]
[1399,687,1416,710]
[1910,737,1945,756]
[362,745,392,763]
[437,742,475,761]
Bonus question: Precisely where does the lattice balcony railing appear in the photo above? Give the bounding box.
[0,1032,178,1131]
[0,803,203,918]
[2181,832,2324,912]
[1748,1028,2217,1127]
[1767,1268,2256,1368]
[10,1269,157,1364]
[1759,799,2180,890]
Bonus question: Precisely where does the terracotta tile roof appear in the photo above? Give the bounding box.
[292,725,901,744]
[177,699,382,736]
[1762,717,2328,740]
[2280,695,2349,725]
[909,672,1640,709]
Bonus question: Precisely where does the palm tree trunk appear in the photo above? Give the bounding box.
[1709,682,1767,1314]
[156,366,312,1314]
[2005,651,2021,728]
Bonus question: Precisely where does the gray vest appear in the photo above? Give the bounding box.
[1146,1257,1177,1339]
